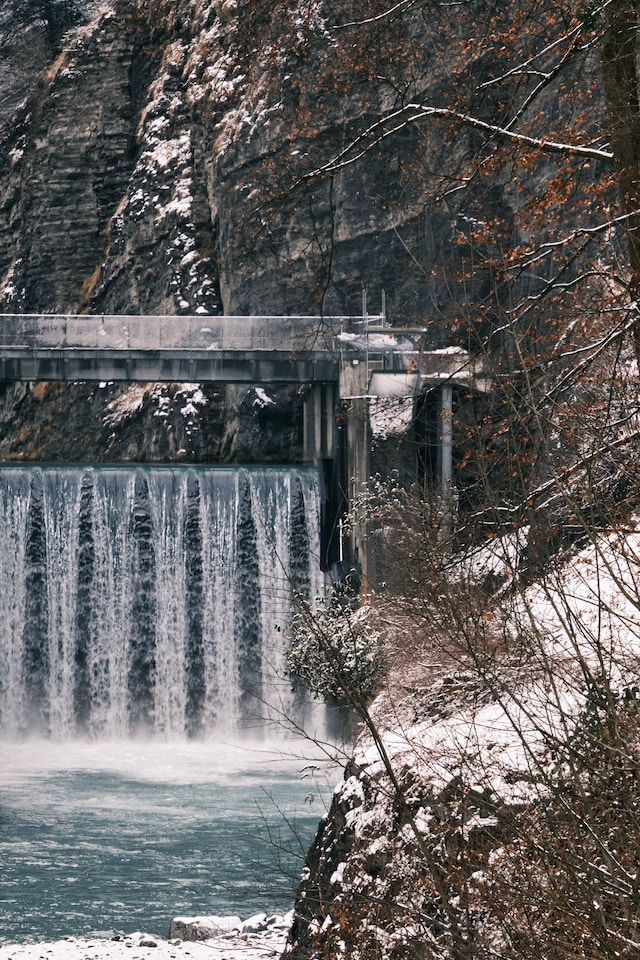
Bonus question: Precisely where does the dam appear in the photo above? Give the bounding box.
[0,315,490,938]
[0,313,490,574]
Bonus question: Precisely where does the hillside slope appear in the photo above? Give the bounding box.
[285,524,640,960]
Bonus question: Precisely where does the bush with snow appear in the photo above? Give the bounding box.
[287,513,640,960]
[287,598,382,704]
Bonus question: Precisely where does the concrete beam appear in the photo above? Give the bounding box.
[0,349,339,384]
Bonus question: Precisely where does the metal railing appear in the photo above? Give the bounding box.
[0,314,357,353]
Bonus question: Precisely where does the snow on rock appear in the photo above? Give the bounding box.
[168,912,292,941]
[103,383,208,429]
[252,387,276,409]
[286,520,640,959]
[168,916,242,939]
[177,384,209,419]
[369,396,414,439]
[103,384,155,426]
[0,917,293,960]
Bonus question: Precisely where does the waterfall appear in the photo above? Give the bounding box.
[0,465,325,740]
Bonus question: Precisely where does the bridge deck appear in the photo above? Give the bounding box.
[0,314,488,389]
[0,314,348,350]
[0,314,345,382]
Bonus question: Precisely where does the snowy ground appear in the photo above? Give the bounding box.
[0,925,289,960]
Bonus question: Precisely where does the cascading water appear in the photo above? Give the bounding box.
[0,466,339,943]
[0,465,326,740]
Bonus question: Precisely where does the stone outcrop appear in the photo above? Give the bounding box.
[0,0,99,134]
[0,0,510,324]
[0,381,302,462]
[0,8,139,314]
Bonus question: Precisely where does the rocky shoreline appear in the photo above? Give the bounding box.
[0,914,293,960]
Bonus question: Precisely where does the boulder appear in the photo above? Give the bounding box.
[168,916,242,941]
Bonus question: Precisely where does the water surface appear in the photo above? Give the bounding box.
[0,739,333,943]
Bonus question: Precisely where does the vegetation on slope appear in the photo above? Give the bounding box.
[275,4,640,956]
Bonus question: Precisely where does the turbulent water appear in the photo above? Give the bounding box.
[0,465,326,739]
[0,739,334,943]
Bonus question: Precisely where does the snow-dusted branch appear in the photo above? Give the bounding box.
[300,102,613,185]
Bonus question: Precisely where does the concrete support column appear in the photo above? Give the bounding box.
[338,359,371,585]
[439,383,454,541]
[321,383,337,459]
[302,383,337,462]
[303,385,320,463]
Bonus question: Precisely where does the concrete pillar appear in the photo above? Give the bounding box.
[321,383,337,459]
[302,382,337,462]
[439,383,454,541]
[338,359,371,586]
[302,384,321,462]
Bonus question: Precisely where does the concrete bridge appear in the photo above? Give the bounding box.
[0,314,345,465]
[0,313,490,581]
[0,314,339,383]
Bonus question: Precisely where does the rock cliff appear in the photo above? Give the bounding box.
[0,0,444,461]
[1,0,473,322]
[0,380,302,462]
[0,0,533,460]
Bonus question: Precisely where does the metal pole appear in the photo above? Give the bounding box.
[440,383,453,541]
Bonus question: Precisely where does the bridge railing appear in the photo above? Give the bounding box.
[0,315,354,353]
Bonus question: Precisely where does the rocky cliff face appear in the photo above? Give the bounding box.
[0,0,593,461]
[1,11,138,315]
[0,2,297,461]
[0,0,517,459]
[0,380,302,462]
[1,0,464,322]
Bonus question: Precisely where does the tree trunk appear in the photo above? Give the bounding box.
[601,0,640,361]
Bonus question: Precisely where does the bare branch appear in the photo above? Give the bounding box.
[300,103,613,187]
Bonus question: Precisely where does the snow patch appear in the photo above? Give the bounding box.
[103,384,154,425]
[369,396,414,439]
[0,916,292,960]
[253,387,275,409]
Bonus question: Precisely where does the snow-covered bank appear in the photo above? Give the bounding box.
[0,917,292,960]
[285,520,640,959]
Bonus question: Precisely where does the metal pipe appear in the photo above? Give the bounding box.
[440,383,453,540]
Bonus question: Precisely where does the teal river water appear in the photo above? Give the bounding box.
[0,740,334,944]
